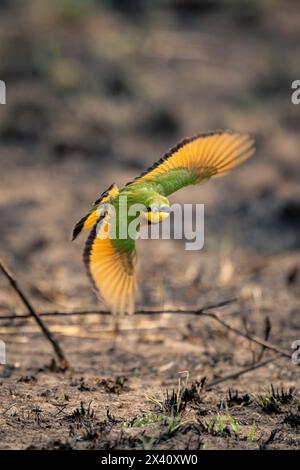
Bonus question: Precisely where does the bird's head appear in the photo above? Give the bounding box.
[141,197,170,223]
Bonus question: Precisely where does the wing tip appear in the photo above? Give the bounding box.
[72,215,87,241]
[125,129,255,186]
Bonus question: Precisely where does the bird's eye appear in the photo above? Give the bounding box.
[160,205,170,213]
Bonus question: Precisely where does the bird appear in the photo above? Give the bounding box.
[72,130,255,315]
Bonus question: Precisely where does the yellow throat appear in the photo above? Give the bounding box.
[142,210,170,223]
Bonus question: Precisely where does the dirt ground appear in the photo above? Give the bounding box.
[0,0,300,450]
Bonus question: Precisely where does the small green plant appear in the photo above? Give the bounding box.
[165,415,182,436]
[259,393,281,414]
[214,415,227,434]
[146,372,205,416]
[247,424,257,442]
[259,385,293,414]
[206,414,228,435]
[120,413,165,429]
[227,414,240,438]
[136,434,156,450]
[203,413,241,438]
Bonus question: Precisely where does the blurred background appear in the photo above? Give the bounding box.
[0,0,299,312]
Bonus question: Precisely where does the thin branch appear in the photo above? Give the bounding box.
[201,311,290,359]
[206,354,280,390]
[0,257,69,370]
[0,298,237,320]
[255,316,271,363]
[0,291,291,361]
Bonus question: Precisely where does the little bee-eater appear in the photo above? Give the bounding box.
[72,130,255,315]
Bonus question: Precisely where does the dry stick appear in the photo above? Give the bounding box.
[206,354,280,390]
[0,298,237,320]
[0,296,290,360]
[255,316,271,363]
[0,258,69,370]
[201,312,290,359]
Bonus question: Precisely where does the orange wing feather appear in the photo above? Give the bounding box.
[83,212,136,315]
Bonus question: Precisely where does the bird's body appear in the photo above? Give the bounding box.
[73,130,255,315]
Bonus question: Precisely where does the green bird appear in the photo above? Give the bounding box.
[72,130,255,315]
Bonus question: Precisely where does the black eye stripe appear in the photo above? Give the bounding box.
[145,206,170,213]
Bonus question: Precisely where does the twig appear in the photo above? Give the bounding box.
[0,257,69,370]
[8,300,239,317]
[206,354,280,390]
[201,312,290,359]
[0,294,291,361]
[0,298,237,320]
[255,316,271,363]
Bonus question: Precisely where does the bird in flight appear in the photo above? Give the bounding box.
[72,130,255,315]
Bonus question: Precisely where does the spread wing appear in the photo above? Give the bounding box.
[127,131,255,196]
[72,183,119,240]
[83,208,136,315]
